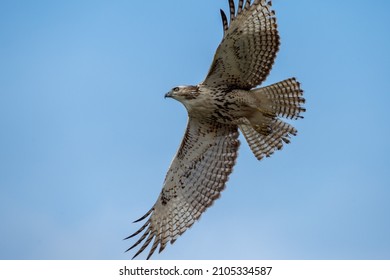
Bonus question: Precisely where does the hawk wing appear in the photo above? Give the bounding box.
[202,0,279,90]
[126,118,239,259]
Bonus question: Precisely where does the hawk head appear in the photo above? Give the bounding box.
[165,86,200,102]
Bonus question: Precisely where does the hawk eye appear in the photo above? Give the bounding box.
[173,87,180,92]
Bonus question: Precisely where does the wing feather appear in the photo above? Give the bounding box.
[228,0,236,21]
[203,0,280,90]
[220,9,229,35]
[127,118,239,259]
[237,0,244,15]
[245,0,251,10]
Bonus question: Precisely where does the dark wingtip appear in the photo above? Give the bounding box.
[131,250,142,260]
[220,9,228,34]
[123,231,139,240]
[133,208,153,223]
[126,244,137,253]
[220,9,227,21]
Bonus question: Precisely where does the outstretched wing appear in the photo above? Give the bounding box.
[203,0,279,90]
[126,118,240,259]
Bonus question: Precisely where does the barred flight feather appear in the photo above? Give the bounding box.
[207,0,280,89]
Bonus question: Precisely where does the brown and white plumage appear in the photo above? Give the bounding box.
[204,0,279,89]
[126,119,239,259]
[126,0,305,259]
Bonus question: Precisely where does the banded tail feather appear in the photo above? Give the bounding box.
[253,77,305,120]
[239,78,305,160]
[239,118,298,160]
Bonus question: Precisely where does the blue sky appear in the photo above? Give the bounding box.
[1,0,389,260]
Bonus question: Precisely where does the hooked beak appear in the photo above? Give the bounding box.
[164,91,173,99]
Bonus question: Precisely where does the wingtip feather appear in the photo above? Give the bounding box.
[133,208,153,223]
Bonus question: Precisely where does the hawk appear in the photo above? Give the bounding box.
[126,0,305,259]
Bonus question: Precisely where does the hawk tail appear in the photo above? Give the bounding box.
[239,119,298,160]
[254,77,305,120]
[239,78,305,160]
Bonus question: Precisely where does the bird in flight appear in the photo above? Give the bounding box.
[126,0,305,259]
